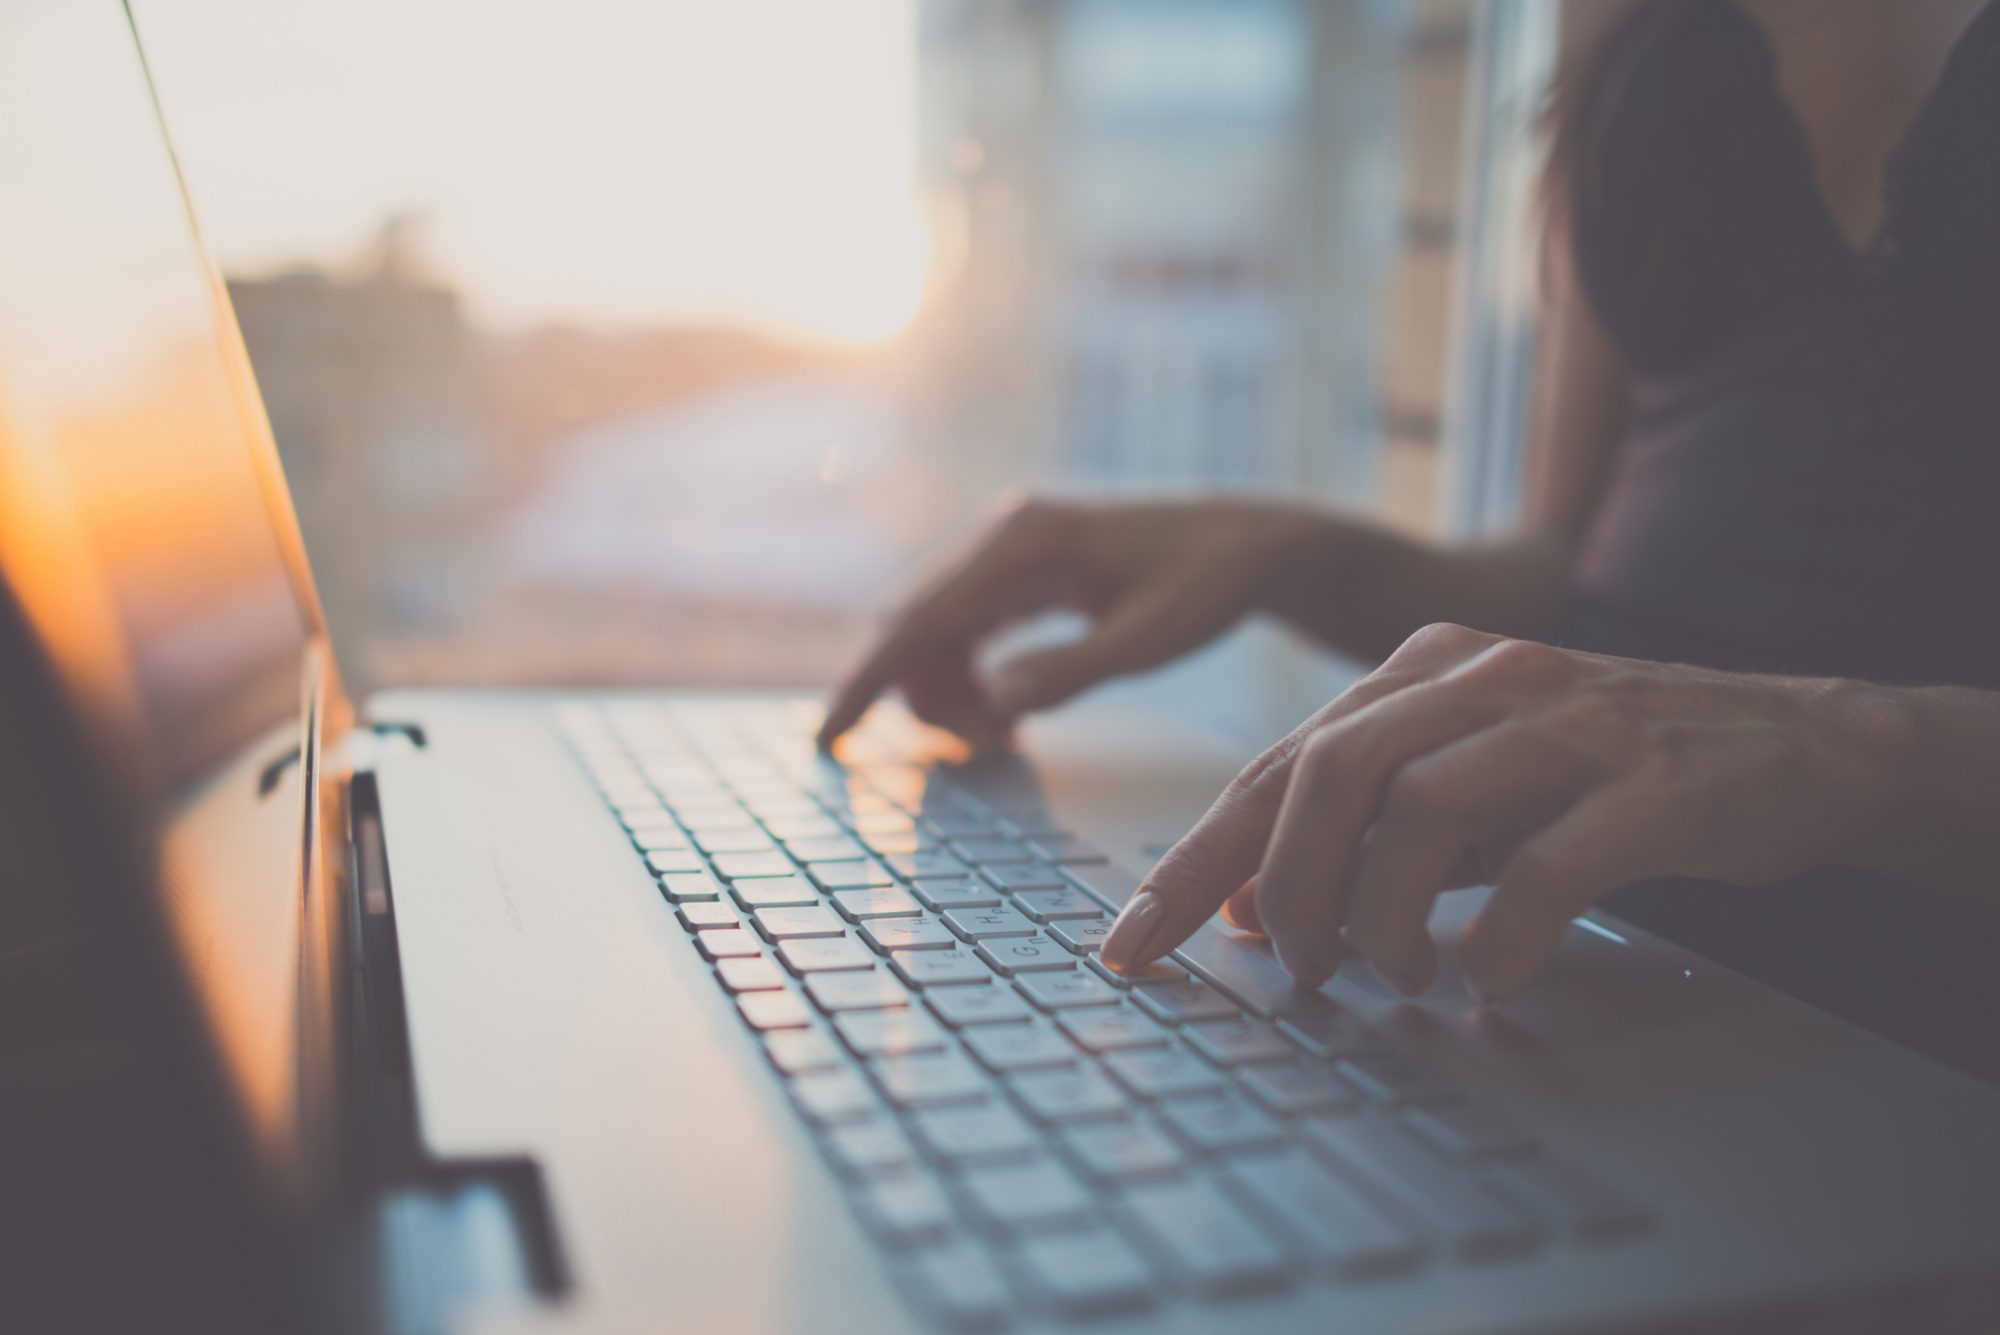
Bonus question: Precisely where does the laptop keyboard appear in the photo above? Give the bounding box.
[556,698,1654,1329]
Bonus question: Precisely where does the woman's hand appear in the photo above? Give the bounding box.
[817,494,1335,750]
[1100,622,1924,1002]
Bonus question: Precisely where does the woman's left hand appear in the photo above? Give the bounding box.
[1099,622,1919,1002]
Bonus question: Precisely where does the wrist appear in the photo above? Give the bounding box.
[1829,681,2000,881]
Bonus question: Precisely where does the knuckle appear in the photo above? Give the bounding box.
[1471,636,1568,686]
[1293,724,1355,787]
[1393,621,1485,664]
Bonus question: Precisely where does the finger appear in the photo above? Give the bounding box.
[902,655,1012,751]
[1254,681,1513,987]
[1461,780,1674,1002]
[1340,721,1598,994]
[986,563,1245,718]
[818,504,1071,747]
[1219,879,1263,934]
[1099,623,1502,973]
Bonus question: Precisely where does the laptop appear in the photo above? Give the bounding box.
[3,4,1998,1332]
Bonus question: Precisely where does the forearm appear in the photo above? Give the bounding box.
[1257,510,1577,662]
[1849,684,2000,902]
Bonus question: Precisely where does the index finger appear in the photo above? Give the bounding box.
[1098,622,1501,972]
[816,500,1073,748]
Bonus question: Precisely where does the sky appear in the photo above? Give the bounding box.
[133,0,927,344]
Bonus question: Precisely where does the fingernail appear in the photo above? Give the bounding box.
[1101,890,1163,970]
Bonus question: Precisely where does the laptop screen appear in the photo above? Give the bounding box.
[0,3,336,1194]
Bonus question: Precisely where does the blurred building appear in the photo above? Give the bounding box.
[228,218,488,662]
[911,0,1470,534]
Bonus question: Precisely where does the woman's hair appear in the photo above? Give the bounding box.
[1535,0,1677,263]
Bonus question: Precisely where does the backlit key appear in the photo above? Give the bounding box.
[831,887,922,921]
[974,934,1076,975]
[911,877,1000,912]
[737,991,812,1031]
[963,1023,1078,1072]
[872,1051,988,1107]
[729,875,821,909]
[695,929,762,961]
[942,905,1037,941]
[751,906,845,940]
[805,971,910,1013]
[861,918,956,953]
[889,949,993,989]
[926,984,1034,1028]
[776,937,875,974]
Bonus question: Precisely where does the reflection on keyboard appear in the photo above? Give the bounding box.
[557,699,1652,1329]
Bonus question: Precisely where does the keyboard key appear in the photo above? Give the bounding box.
[1015,970,1120,1010]
[942,905,1038,941]
[1159,1094,1288,1154]
[906,1240,1012,1329]
[835,1008,947,1056]
[1224,1148,1422,1277]
[1103,1047,1228,1100]
[805,970,910,1013]
[995,809,1065,840]
[659,871,724,903]
[630,827,693,851]
[862,918,957,953]
[950,837,1033,866]
[1059,1118,1185,1184]
[927,984,1034,1027]
[1277,1007,1389,1061]
[1119,1178,1291,1298]
[1240,1062,1359,1116]
[974,935,1076,975]
[729,875,821,909]
[692,827,776,855]
[1011,888,1106,923]
[873,1052,989,1107]
[1403,1102,1537,1162]
[711,852,797,881]
[761,816,845,842]
[695,929,762,961]
[889,850,972,881]
[824,1119,921,1176]
[860,1179,957,1244]
[790,1069,880,1125]
[848,810,916,837]
[806,859,897,891]
[1493,1157,1652,1244]
[763,1028,845,1074]
[677,902,739,932]
[831,887,923,920]
[910,1103,1040,1164]
[1049,920,1112,954]
[911,877,1001,912]
[1087,956,1189,988]
[1303,1112,1539,1259]
[675,807,755,832]
[862,829,925,857]
[1129,978,1240,1025]
[963,1023,1079,1072]
[776,937,876,974]
[1056,1006,1172,1052]
[1182,1018,1298,1067]
[960,1157,1096,1234]
[891,950,995,990]
[1033,835,1109,865]
[645,849,706,875]
[1008,1066,1129,1123]
[980,863,1069,893]
[781,835,868,862]
[1016,1226,1156,1319]
[1338,1053,1462,1107]
[751,906,845,940]
[714,956,787,993]
[737,991,813,1031]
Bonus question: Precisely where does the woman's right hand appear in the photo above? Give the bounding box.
[816,494,1336,750]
